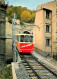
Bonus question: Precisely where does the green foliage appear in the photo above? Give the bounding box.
[16,6,27,19]
[1,65,12,79]
[8,17,12,24]
[31,12,36,23]
[6,7,13,16]
[6,5,36,23]
[20,20,24,25]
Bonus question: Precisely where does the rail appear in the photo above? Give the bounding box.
[20,54,57,79]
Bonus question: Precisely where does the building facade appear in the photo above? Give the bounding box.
[5,18,21,61]
[0,0,7,73]
[34,1,57,56]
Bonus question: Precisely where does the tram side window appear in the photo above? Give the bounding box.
[30,36,33,42]
[20,35,24,42]
[16,35,19,41]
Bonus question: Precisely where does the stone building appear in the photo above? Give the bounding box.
[15,24,33,35]
[0,0,7,72]
[5,17,13,61]
[34,1,57,56]
[5,18,20,61]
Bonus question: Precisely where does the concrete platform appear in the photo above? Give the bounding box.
[32,51,57,71]
[12,54,31,79]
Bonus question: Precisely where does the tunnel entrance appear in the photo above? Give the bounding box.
[23,31,30,34]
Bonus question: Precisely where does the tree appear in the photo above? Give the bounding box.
[6,6,36,23]
[6,7,13,16]
[11,12,17,18]
[21,10,31,22]
[16,6,27,19]
[8,16,12,24]
[31,12,35,23]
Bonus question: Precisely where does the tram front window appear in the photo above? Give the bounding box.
[24,35,33,43]
[24,35,29,42]
[20,35,33,43]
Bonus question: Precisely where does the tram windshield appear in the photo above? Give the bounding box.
[20,35,33,42]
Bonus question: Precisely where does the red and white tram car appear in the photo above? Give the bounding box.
[16,34,33,53]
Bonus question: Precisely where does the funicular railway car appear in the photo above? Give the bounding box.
[16,34,34,53]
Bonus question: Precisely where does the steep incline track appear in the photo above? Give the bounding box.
[20,54,57,79]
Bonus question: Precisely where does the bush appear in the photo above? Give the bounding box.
[1,65,12,79]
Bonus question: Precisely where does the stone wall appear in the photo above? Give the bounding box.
[0,3,7,74]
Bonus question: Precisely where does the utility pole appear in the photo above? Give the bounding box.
[14,13,17,62]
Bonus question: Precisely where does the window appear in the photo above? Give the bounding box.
[20,35,24,42]
[20,35,33,43]
[46,24,50,32]
[46,39,50,46]
[24,35,29,42]
[46,10,50,19]
[30,36,33,42]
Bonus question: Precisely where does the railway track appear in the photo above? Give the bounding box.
[20,54,57,79]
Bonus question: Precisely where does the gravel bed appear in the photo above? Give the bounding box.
[15,62,31,79]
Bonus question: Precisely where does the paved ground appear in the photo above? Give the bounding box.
[32,51,57,70]
[12,54,31,79]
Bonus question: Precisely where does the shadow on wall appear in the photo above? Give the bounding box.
[5,58,13,64]
[34,47,50,58]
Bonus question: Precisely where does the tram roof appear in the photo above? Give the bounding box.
[15,34,33,36]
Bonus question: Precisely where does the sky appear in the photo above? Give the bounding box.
[5,0,54,10]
